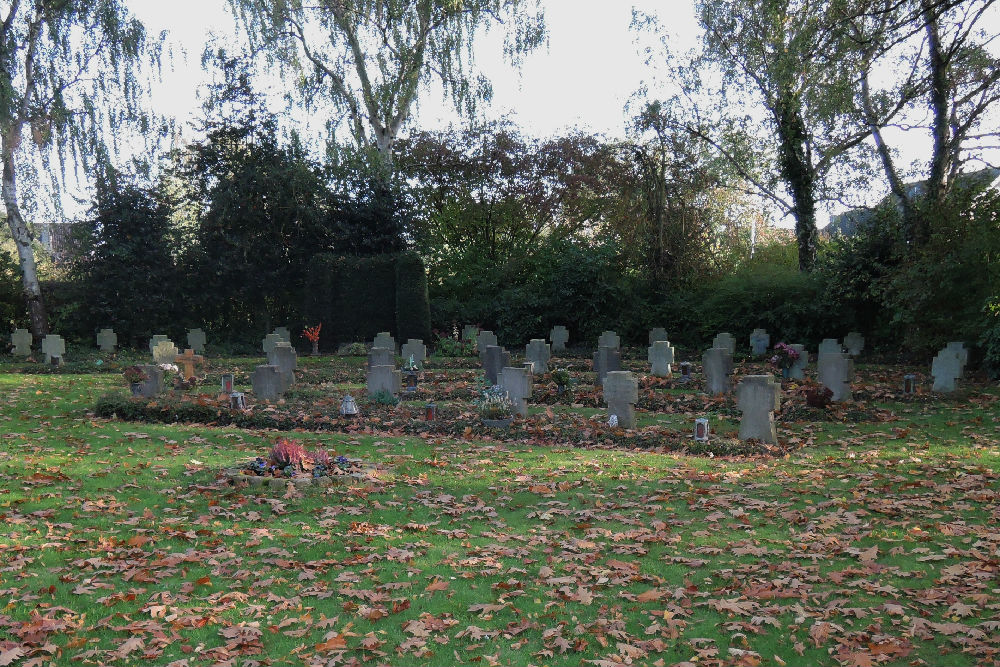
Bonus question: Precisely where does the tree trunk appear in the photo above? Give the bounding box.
[775,94,817,272]
[922,0,950,244]
[2,130,48,337]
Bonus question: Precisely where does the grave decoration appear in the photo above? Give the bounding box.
[476,384,514,427]
[240,437,367,482]
[302,323,322,355]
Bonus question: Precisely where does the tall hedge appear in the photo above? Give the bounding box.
[305,252,431,348]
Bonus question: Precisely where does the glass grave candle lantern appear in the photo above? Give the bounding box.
[679,362,692,383]
[221,373,235,394]
[694,418,710,442]
[339,394,360,419]
[903,374,917,395]
[229,392,246,410]
[424,401,437,421]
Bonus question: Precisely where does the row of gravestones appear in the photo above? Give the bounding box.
[365,334,428,396]
[252,328,298,400]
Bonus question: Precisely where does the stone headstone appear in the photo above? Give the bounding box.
[400,339,427,370]
[931,347,962,392]
[273,327,291,343]
[462,325,478,341]
[477,330,498,358]
[817,352,854,401]
[603,371,639,429]
[946,342,968,378]
[598,331,620,350]
[262,333,283,355]
[703,347,733,395]
[11,328,31,356]
[649,328,668,345]
[267,342,297,385]
[524,339,551,374]
[592,346,621,386]
[251,364,287,400]
[373,332,396,353]
[500,366,533,417]
[482,345,510,385]
[175,348,205,380]
[41,334,65,365]
[96,328,117,352]
[152,340,179,365]
[549,325,569,353]
[844,332,864,357]
[137,364,164,398]
[149,335,169,354]
[187,328,207,354]
[750,328,770,357]
[367,364,402,396]
[818,338,842,358]
[737,375,781,444]
[712,333,736,356]
[367,346,394,369]
[788,344,808,380]
[648,340,675,377]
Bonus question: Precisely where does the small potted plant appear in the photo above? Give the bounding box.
[123,365,148,396]
[769,342,801,379]
[302,323,322,356]
[550,368,572,394]
[402,354,420,393]
[476,384,514,427]
[802,380,834,408]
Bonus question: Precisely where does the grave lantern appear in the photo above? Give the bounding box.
[679,362,692,383]
[424,401,437,421]
[903,374,917,395]
[694,418,710,442]
[50,355,61,367]
[221,373,235,394]
[230,392,246,410]
[340,395,360,419]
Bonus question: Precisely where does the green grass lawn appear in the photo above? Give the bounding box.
[1,358,998,667]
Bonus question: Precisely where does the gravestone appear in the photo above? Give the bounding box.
[267,342,297,386]
[367,365,402,396]
[818,338,842,358]
[750,329,770,357]
[648,340,675,377]
[11,329,31,356]
[598,331,620,350]
[931,347,962,392]
[649,328,668,345]
[592,346,621,386]
[462,325,478,341]
[367,346,394,370]
[137,364,164,398]
[96,328,117,352]
[550,325,569,353]
[482,345,510,385]
[373,332,396,353]
[946,342,968,378]
[400,339,427,370]
[262,333,283,355]
[844,332,864,357]
[712,332,736,356]
[251,364,287,400]
[788,343,808,380]
[500,366,533,418]
[41,335,65,365]
[149,335,169,354]
[603,371,639,429]
[273,327,291,343]
[187,328,207,354]
[703,347,733,395]
[817,352,854,401]
[524,339,551,374]
[175,349,205,380]
[152,340,179,365]
[737,375,782,445]
[477,330,498,358]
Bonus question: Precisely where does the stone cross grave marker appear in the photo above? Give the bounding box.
[593,346,621,386]
[96,328,117,352]
[367,365,402,396]
[524,339,551,374]
[252,364,287,401]
[41,334,65,365]
[844,332,864,356]
[175,349,205,380]
[817,352,854,401]
[273,327,291,342]
[788,344,808,380]
[262,333,283,355]
[373,332,396,353]
[703,347,733,395]
[11,329,31,356]
[137,364,164,398]
[549,325,569,353]
[400,339,427,370]
[149,335,169,354]
[750,328,770,356]
[649,328,668,345]
[931,347,962,392]
[946,342,968,378]
[712,332,736,356]
[648,340,675,377]
[482,345,510,385]
[500,366,533,417]
[187,328,207,353]
[267,342,297,385]
[737,375,781,444]
[598,331,620,350]
[367,346,394,370]
[603,371,639,429]
[153,340,179,365]
[477,330,498,358]
[818,338,842,358]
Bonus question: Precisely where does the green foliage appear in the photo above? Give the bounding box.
[0,245,25,331]
[431,330,476,357]
[395,252,432,343]
[980,298,1000,379]
[369,390,400,406]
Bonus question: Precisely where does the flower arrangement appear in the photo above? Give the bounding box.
[245,437,349,478]
[302,324,322,343]
[122,365,148,385]
[475,384,513,420]
[550,368,572,388]
[769,342,801,370]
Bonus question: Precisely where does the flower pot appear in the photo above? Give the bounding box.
[311,340,319,356]
[404,371,419,393]
[129,382,142,397]
[781,368,790,380]
[556,384,567,395]
[482,417,513,428]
